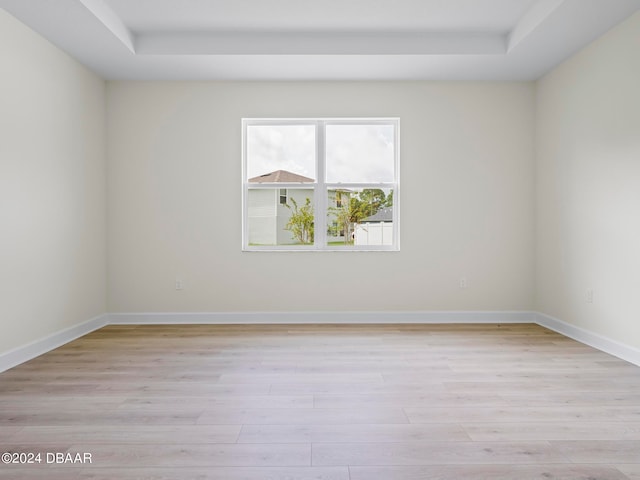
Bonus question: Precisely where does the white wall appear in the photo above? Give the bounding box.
[0,10,106,355]
[107,81,535,313]
[536,12,640,349]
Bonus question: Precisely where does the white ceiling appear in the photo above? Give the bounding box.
[1,0,639,81]
[107,0,538,32]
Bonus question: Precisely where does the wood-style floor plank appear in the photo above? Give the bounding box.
[118,394,314,409]
[237,423,470,443]
[217,373,384,384]
[0,410,204,426]
[0,323,639,479]
[618,464,640,480]
[67,443,312,467]
[404,405,640,423]
[312,441,568,466]
[9,425,241,444]
[349,465,629,480]
[313,392,506,408]
[0,427,21,442]
[552,440,640,463]
[73,467,349,480]
[269,381,450,395]
[464,422,640,441]
[197,407,409,425]
[0,469,81,480]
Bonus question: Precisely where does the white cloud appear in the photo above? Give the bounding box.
[247,125,315,180]
[247,123,395,183]
[326,124,394,183]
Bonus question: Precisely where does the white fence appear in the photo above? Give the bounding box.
[354,222,393,246]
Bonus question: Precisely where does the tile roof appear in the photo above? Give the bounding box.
[248,170,314,183]
[360,207,393,223]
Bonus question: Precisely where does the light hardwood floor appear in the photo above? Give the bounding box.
[1,323,639,479]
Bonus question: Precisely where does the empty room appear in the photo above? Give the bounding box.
[1,0,640,479]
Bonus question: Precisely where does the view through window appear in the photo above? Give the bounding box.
[242,119,399,251]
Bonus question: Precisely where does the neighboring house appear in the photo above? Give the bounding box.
[355,207,393,246]
[247,170,352,245]
[326,189,352,243]
[247,170,313,245]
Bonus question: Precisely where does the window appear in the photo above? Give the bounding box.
[242,118,399,251]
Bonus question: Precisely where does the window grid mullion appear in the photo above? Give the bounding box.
[315,121,327,249]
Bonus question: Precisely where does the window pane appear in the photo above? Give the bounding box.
[326,188,393,247]
[247,125,315,182]
[247,188,314,246]
[326,124,394,183]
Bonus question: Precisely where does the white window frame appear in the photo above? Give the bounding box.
[242,118,400,252]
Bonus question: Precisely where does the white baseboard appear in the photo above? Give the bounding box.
[108,310,535,325]
[535,312,640,367]
[0,314,108,373]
